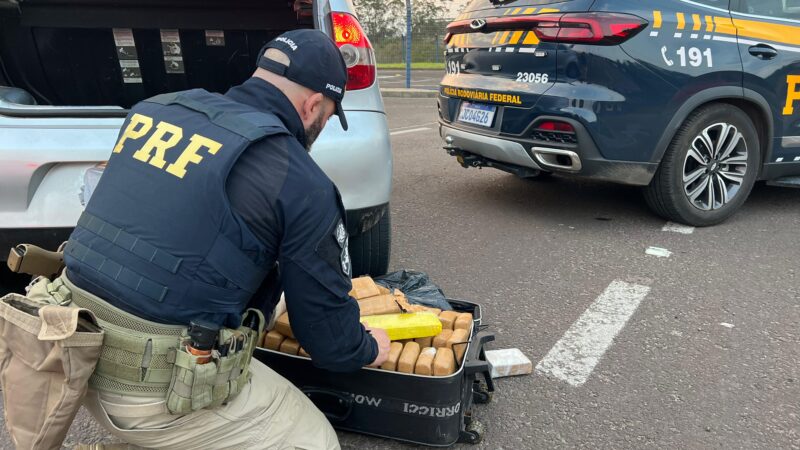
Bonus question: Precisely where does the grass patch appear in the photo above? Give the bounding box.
[377,62,445,70]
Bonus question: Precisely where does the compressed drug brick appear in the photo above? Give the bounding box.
[397,342,421,374]
[446,328,470,365]
[438,311,458,330]
[414,336,433,348]
[279,338,300,355]
[349,276,381,299]
[484,348,533,378]
[433,348,456,376]
[454,313,473,331]
[432,329,453,348]
[415,347,437,375]
[264,330,285,351]
[380,342,404,371]
[274,313,294,339]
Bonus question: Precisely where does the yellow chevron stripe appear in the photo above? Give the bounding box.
[676,12,686,30]
[733,18,800,46]
[498,30,510,45]
[511,7,522,15]
[653,10,662,29]
[492,31,500,45]
[705,15,715,32]
[523,7,536,14]
[539,8,559,13]
[509,30,524,45]
[713,15,736,35]
[522,31,539,45]
[692,14,702,31]
[504,8,513,15]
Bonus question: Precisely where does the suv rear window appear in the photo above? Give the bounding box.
[464,0,575,13]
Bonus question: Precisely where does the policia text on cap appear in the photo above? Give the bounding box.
[32,30,390,450]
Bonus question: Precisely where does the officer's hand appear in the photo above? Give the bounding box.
[366,327,390,367]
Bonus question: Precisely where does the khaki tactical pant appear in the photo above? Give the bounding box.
[0,286,104,450]
[84,359,340,450]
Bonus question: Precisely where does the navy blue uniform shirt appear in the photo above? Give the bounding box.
[224,78,376,371]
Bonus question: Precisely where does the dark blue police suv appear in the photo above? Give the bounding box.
[438,0,800,226]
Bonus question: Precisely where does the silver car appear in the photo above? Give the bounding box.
[0,0,392,278]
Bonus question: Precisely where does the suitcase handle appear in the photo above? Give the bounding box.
[301,388,353,423]
[464,331,496,391]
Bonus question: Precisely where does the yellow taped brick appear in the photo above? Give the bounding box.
[360,312,442,341]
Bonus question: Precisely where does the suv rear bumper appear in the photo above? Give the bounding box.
[439,118,658,186]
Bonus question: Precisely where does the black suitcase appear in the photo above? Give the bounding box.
[254,299,495,446]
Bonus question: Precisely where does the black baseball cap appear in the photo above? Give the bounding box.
[258,29,349,131]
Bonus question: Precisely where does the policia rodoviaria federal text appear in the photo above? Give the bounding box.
[0,29,391,450]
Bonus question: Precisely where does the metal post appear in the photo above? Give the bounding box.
[435,35,439,64]
[405,0,412,88]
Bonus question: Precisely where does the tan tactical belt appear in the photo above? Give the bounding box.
[49,272,263,415]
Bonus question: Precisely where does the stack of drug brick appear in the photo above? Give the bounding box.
[261,276,473,377]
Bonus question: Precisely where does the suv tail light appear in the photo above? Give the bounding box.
[446,12,647,46]
[533,13,647,44]
[533,120,577,144]
[332,12,376,90]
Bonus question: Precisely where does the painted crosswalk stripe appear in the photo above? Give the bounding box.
[662,222,695,234]
[535,280,651,386]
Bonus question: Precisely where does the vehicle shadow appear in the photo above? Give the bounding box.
[443,173,800,227]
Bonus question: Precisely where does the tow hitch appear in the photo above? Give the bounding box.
[443,139,541,178]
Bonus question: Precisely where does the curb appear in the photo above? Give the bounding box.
[380,88,438,99]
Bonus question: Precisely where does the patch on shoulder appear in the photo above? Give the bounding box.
[335,221,352,277]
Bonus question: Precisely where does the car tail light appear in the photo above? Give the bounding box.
[332,12,376,90]
[533,13,647,45]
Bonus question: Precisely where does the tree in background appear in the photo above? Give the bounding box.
[354,0,455,64]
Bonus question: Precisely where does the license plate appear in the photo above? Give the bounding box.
[458,102,496,127]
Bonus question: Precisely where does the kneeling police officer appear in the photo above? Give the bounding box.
[39,29,390,449]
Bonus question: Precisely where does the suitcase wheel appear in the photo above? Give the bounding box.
[472,380,493,404]
[459,419,485,445]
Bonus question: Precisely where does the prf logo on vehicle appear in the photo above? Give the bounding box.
[785,75,800,116]
[442,86,522,105]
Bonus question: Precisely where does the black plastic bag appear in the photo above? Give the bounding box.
[374,270,452,311]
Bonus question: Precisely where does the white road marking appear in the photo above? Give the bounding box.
[776,157,785,162]
[650,31,659,37]
[691,33,699,39]
[646,246,672,258]
[390,127,431,136]
[519,47,538,53]
[662,222,695,234]
[674,32,683,38]
[720,322,734,328]
[535,280,651,386]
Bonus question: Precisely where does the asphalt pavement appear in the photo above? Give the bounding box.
[1,97,798,449]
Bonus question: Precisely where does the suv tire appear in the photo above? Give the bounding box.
[349,209,391,277]
[644,104,760,226]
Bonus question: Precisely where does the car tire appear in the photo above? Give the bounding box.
[349,209,391,277]
[644,104,760,226]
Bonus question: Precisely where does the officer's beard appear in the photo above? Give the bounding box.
[304,111,326,151]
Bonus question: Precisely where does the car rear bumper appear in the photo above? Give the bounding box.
[438,117,657,186]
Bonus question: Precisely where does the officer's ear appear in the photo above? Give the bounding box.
[300,92,326,124]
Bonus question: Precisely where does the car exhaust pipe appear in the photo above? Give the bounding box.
[531,147,582,172]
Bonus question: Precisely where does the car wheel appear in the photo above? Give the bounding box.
[644,104,760,226]
[348,208,391,277]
